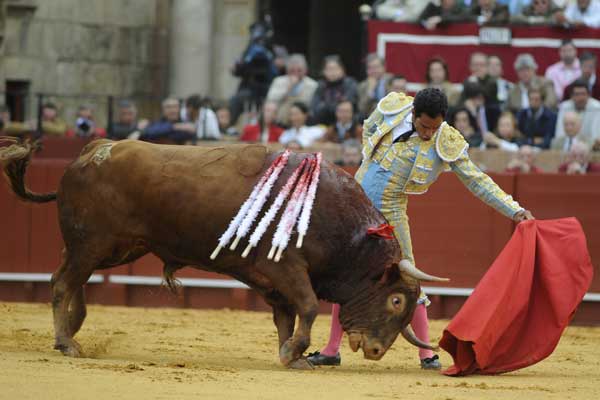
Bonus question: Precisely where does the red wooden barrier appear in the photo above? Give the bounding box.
[0,160,598,323]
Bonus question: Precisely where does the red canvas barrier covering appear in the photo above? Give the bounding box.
[368,21,600,85]
[0,160,598,322]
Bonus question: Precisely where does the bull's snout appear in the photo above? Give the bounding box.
[349,333,387,361]
[363,341,386,360]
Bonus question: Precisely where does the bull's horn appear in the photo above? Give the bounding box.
[401,326,439,351]
[397,259,449,282]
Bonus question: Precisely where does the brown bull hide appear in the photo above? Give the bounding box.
[0,139,431,368]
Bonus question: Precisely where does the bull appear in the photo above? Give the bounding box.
[0,138,446,369]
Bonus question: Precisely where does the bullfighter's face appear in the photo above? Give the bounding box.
[338,264,421,361]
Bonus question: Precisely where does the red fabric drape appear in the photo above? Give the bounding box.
[439,218,594,376]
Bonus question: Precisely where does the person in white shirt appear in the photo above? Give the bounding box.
[179,95,220,141]
[555,0,600,28]
[279,102,325,149]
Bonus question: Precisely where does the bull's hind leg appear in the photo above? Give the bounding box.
[50,248,98,357]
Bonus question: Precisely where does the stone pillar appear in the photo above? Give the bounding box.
[169,0,215,98]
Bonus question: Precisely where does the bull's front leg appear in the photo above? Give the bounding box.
[277,281,319,369]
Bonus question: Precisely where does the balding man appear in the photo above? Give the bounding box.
[551,111,590,152]
[266,54,318,125]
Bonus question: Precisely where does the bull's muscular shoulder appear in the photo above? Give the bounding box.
[376,91,413,115]
[435,123,468,163]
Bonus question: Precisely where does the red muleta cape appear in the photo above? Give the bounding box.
[439,217,594,376]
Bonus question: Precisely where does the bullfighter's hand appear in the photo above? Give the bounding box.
[514,210,535,222]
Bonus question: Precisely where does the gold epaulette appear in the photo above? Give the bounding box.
[435,124,468,162]
[377,92,413,115]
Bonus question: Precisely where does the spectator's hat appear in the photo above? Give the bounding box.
[514,54,538,71]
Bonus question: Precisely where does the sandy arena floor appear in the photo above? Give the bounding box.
[0,302,598,400]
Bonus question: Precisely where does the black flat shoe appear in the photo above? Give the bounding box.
[420,354,442,370]
[306,351,341,366]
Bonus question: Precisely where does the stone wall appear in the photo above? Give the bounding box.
[0,0,168,125]
[0,0,256,126]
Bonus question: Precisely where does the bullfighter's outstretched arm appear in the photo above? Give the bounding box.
[449,151,524,220]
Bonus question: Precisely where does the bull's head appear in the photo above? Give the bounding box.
[339,260,448,360]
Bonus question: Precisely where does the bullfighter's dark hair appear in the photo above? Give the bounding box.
[413,88,448,119]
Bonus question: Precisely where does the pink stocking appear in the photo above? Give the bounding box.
[320,303,343,356]
[410,303,434,359]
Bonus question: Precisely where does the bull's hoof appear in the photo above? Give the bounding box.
[279,340,297,366]
[54,338,84,357]
[287,357,315,370]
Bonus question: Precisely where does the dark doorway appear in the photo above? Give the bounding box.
[5,80,30,121]
[261,0,368,80]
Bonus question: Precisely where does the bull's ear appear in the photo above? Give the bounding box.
[380,264,401,284]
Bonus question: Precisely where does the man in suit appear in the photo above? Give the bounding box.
[357,54,393,118]
[563,52,600,101]
[551,111,590,152]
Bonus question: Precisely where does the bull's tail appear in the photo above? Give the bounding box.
[0,137,57,203]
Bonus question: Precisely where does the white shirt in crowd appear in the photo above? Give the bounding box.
[196,108,220,140]
[279,125,325,148]
[555,97,600,142]
[565,0,600,28]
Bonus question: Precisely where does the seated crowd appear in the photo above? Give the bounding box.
[2,39,599,174]
[375,0,600,29]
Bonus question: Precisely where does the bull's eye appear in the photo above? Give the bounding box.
[387,293,406,313]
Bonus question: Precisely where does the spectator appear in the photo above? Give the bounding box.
[240,101,283,143]
[418,0,468,30]
[140,97,194,144]
[387,75,408,94]
[517,87,557,149]
[335,139,363,167]
[109,100,148,140]
[310,55,358,125]
[229,19,277,124]
[462,81,499,136]
[215,105,239,137]
[510,0,561,24]
[72,105,106,138]
[466,0,510,25]
[451,106,483,148]
[500,0,535,15]
[564,52,600,100]
[266,54,318,126]
[483,111,522,151]
[558,141,600,173]
[488,55,514,109]
[357,54,392,117]
[505,145,543,173]
[545,39,581,100]
[0,105,28,136]
[35,103,67,136]
[555,0,600,28]
[425,57,460,107]
[463,52,498,107]
[375,0,429,22]
[323,100,363,143]
[279,102,325,149]
[508,53,557,112]
[182,95,220,141]
[551,111,590,151]
[555,79,600,147]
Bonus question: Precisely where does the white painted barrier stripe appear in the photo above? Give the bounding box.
[1,273,598,302]
[0,273,104,283]
[376,33,600,58]
[108,275,250,289]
